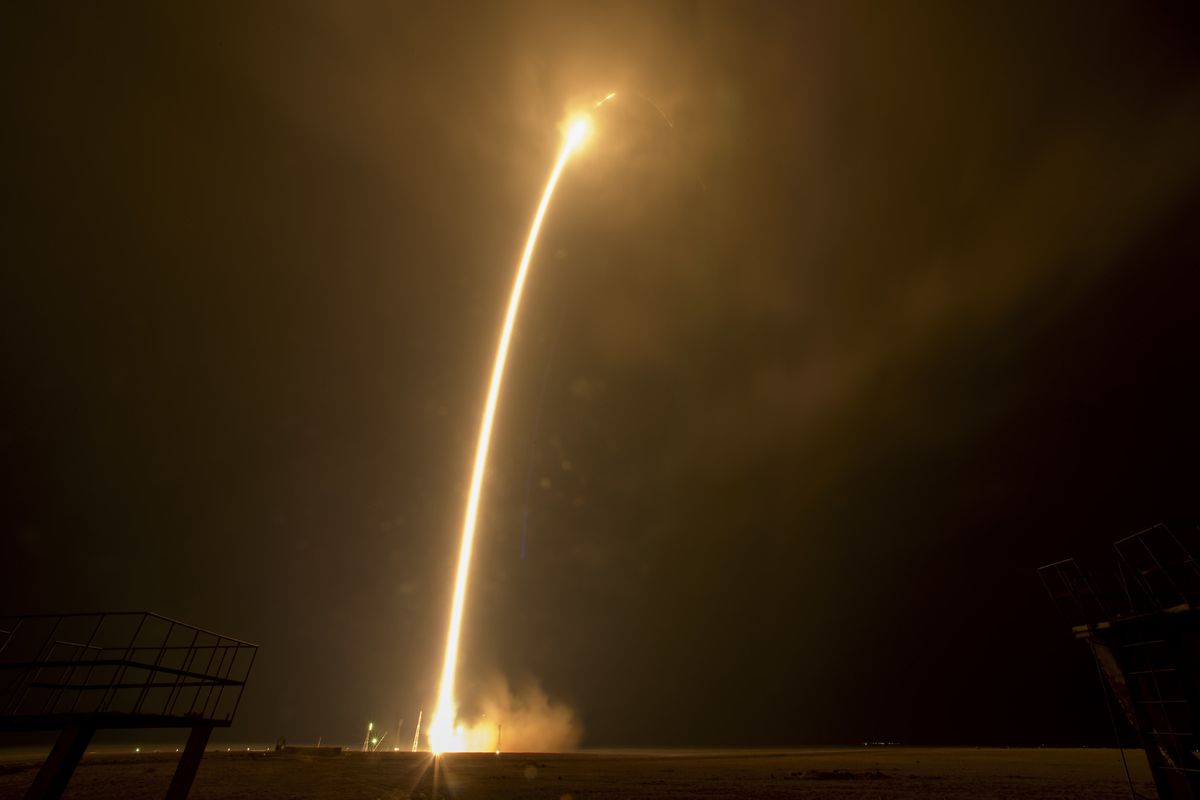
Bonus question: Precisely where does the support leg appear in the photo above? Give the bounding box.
[25,723,95,800]
[164,723,213,800]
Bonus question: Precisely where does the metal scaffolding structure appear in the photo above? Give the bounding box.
[0,612,257,800]
[1041,524,1200,800]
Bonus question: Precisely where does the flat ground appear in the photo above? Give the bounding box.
[0,747,1155,799]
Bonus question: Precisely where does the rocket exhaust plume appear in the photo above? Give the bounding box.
[430,101,609,754]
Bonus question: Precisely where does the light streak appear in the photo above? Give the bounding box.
[429,102,609,754]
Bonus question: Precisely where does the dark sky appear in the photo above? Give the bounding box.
[3,1,1200,747]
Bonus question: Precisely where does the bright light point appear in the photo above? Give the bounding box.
[565,116,590,150]
[428,706,456,755]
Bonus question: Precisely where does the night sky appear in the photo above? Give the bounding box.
[3,2,1200,748]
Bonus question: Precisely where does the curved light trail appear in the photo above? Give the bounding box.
[429,106,606,755]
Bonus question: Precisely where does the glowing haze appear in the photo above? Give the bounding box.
[429,102,607,754]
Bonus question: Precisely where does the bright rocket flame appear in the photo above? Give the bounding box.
[429,106,602,755]
[566,116,590,149]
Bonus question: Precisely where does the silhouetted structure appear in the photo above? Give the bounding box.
[1041,524,1200,800]
[0,612,257,800]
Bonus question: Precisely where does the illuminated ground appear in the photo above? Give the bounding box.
[0,747,1153,798]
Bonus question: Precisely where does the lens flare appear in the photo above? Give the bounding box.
[429,101,608,754]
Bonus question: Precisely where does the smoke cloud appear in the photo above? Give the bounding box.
[455,672,581,752]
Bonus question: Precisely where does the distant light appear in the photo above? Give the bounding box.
[135,747,140,753]
[368,722,374,730]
